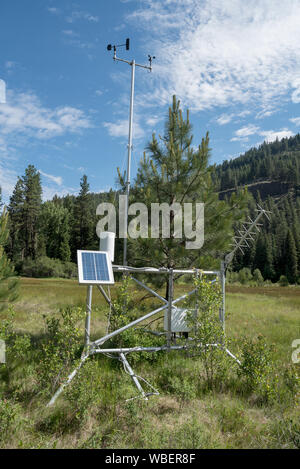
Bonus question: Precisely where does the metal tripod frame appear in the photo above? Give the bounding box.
[47,262,240,407]
[47,203,272,407]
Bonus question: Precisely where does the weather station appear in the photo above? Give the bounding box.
[47,39,272,407]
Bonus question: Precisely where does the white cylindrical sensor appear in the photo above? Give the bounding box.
[99,231,115,263]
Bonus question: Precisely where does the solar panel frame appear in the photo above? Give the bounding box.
[77,250,115,285]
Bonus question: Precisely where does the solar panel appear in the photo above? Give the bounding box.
[77,250,114,285]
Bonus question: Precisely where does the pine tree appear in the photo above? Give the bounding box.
[71,175,94,260]
[22,165,42,259]
[263,234,275,280]
[118,96,248,295]
[40,201,71,261]
[8,166,42,261]
[285,229,298,284]
[0,206,19,311]
[7,177,25,262]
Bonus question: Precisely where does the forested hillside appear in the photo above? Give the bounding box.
[215,133,300,283]
[232,192,300,284]
[213,133,300,192]
[1,133,300,283]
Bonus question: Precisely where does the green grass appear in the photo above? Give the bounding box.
[0,277,299,449]
[226,289,300,363]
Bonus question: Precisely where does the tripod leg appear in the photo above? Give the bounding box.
[46,353,89,407]
[119,352,148,400]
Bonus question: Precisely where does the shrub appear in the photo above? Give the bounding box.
[157,364,197,405]
[238,267,253,285]
[271,416,300,449]
[21,256,77,279]
[0,399,22,441]
[0,306,31,361]
[37,306,84,395]
[252,268,264,286]
[186,275,230,391]
[237,335,276,402]
[278,275,289,287]
[109,275,133,333]
[226,271,239,284]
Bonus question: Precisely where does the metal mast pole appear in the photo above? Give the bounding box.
[107,39,154,266]
[123,60,135,266]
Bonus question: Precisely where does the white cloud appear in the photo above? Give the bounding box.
[0,79,5,104]
[290,117,300,126]
[42,185,76,202]
[5,61,17,70]
[66,11,99,23]
[39,170,63,186]
[0,91,93,201]
[0,163,18,203]
[216,114,234,125]
[145,115,161,127]
[0,91,92,141]
[231,124,260,141]
[62,29,78,37]
[47,7,60,15]
[230,124,293,143]
[259,129,293,143]
[127,0,300,113]
[103,118,144,139]
[0,90,93,202]
[235,125,260,137]
[238,110,251,118]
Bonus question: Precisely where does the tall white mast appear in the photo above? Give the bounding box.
[107,39,155,266]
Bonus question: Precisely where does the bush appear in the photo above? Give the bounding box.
[238,268,253,285]
[252,268,264,286]
[0,306,31,360]
[157,364,197,404]
[271,416,300,449]
[37,306,84,395]
[237,335,276,402]
[21,256,77,279]
[0,399,22,442]
[186,275,230,391]
[278,275,289,287]
[226,271,239,284]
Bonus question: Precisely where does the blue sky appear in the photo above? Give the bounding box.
[1,0,300,203]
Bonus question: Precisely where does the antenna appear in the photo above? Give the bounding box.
[107,38,155,266]
[224,203,272,268]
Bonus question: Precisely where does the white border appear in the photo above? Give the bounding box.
[77,250,115,285]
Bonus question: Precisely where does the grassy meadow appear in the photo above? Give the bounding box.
[0,277,299,449]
